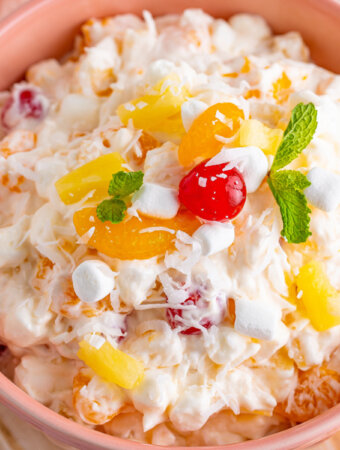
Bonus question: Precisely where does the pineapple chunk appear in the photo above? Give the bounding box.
[78,339,144,389]
[55,152,125,205]
[117,74,189,134]
[296,261,340,331]
[239,119,283,156]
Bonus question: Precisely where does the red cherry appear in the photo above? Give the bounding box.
[18,89,44,119]
[166,292,225,335]
[178,159,247,221]
[1,84,47,129]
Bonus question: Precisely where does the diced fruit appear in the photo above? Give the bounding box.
[135,131,160,162]
[178,102,244,167]
[78,339,144,389]
[277,366,340,422]
[73,368,124,425]
[178,159,246,221]
[296,260,340,331]
[1,84,48,129]
[239,119,283,156]
[166,292,226,335]
[117,74,189,135]
[73,208,201,260]
[55,152,125,205]
[272,71,292,104]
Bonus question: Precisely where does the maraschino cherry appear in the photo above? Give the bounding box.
[179,159,246,221]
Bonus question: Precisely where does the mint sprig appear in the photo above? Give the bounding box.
[271,103,317,172]
[268,171,312,243]
[268,103,317,244]
[96,198,127,224]
[97,171,144,223]
[108,171,144,197]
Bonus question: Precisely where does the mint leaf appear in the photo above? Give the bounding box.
[271,103,317,172]
[96,198,127,223]
[268,170,311,243]
[269,170,311,191]
[108,171,144,198]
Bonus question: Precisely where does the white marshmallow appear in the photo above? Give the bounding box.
[206,146,268,193]
[234,297,281,341]
[193,222,235,256]
[181,99,208,132]
[304,167,340,212]
[72,260,115,303]
[132,183,179,219]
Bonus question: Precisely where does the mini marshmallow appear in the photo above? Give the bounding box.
[72,260,115,303]
[181,99,208,132]
[132,183,180,219]
[304,167,340,212]
[206,146,268,193]
[193,222,235,256]
[234,297,281,341]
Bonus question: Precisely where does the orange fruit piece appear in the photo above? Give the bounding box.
[73,208,201,260]
[272,71,292,104]
[277,366,340,423]
[178,102,244,167]
[73,367,125,425]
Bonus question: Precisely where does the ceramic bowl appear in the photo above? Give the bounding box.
[0,0,340,448]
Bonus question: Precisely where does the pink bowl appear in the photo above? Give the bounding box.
[1,0,340,448]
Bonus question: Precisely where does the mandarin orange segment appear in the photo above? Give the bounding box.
[73,208,201,260]
[272,71,292,104]
[73,369,119,425]
[277,366,340,422]
[55,152,125,205]
[178,102,244,167]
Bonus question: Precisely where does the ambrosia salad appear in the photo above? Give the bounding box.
[0,9,340,446]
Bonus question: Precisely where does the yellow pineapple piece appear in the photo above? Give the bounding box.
[239,119,283,156]
[55,152,125,205]
[296,260,340,331]
[117,74,189,134]
[78,339,144,389]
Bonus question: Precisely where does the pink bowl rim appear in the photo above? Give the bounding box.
[2,369,340,450]
[1,0,340,448]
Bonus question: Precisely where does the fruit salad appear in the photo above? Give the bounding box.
[0,9,340,447]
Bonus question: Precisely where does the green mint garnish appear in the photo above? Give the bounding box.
[97,171,144,223]
[96,198,127,223]
[108,171,144,198]
[271,103,317,172]
[268,103,317,244]
[268,171,312,244]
